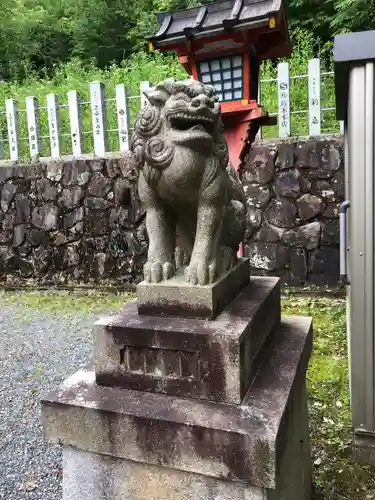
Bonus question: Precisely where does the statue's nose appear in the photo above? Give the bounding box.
[191,94,214,109]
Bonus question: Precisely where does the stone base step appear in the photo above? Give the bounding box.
[42,315,312,497]
[94,276,281,404]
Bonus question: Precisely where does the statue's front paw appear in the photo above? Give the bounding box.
[144,261,175,283]
[175,247,191,269]
[185,260,217,286]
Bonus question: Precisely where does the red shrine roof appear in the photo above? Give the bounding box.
[150,0,285,47]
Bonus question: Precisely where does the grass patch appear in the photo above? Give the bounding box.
[1,290,374,496]
[282,297,375,499]
[0,289,133,315]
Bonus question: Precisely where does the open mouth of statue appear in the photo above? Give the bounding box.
[169,113,214,135]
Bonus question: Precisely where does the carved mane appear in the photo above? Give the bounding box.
[130,78,229,187]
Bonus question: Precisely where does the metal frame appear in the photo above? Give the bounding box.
[344,61,375,434]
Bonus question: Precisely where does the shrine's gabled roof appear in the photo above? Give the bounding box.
[150,0,283,46]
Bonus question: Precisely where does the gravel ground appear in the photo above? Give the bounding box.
[0,303,99,500]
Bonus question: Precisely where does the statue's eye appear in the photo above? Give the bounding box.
[186,87,196,98]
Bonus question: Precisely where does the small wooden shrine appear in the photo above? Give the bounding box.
[148,0,291,168]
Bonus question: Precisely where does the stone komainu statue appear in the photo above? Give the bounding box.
[131,78,247,286]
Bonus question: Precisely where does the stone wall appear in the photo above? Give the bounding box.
[0,135,344,287]
[0,157,147,286]
[242,136,344,285]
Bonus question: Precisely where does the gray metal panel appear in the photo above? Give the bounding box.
[334,31,375,63]
[347,62,375,433]
[334,31,375,121]
[364,62,375,431]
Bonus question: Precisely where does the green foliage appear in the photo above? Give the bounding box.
[286,0,375,42]
[282,297,375,499]
[0,29,341,160]
[0,0,217,81]
[1,0,374,83]
[331,0,375,33]
[0,52,186,159]
[258,29,338,138]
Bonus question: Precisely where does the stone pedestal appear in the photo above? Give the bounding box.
[41,273,313,500]
[136,258,250,319]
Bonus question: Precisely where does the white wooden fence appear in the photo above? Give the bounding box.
[0,58,341,162]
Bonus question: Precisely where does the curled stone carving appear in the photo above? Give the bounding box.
[144,137,174,170]
[135,106,162,138]
[131,78,247,285]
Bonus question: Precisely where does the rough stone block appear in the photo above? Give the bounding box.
[295,140,321,170]
[312,180,335,202]
[274,170,300,198]
[297,194,322,220]
[247,242,290,271]
[246,207,263,238]
[15,195,31,224]
[309,247,340,278]
[137,258,250,320]
[323,202,340,219]
[245,184,270,208]
[254,222,284,243]
[1,182,17,212]
[244,145,276,185]
[94,277,280,404]
[264,198,297,229]
[283,222,321,250]
[321,220,339,246]
[289,248,307,282]
[42,315,313,497]
[275,141,295,170]
[32,203,58,230]
[332,170,345,199]
[62,160,90,186]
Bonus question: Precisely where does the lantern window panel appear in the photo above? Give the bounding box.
[221,58,231,69]
[197,55,244,102]
[200,62,209,73]
[223,69,231,80]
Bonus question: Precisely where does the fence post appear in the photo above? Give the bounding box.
[116,84,131,152]
[90,81,108,157]
[26,97,41,158]
[140,81,151,109]
[47,93,62,158]
[0,122,3,160]
[5,99,20,161]
[308,58,321,136]
[277,62,291,137]
[257,79,263,140]
[68,90,84,156]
